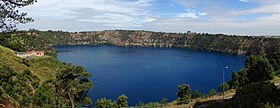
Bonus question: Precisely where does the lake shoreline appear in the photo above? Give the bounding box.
[55,45,246,105]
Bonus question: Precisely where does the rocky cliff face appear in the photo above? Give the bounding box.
[45,30,280,55]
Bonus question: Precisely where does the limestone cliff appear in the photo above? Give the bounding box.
[42,30,280,55]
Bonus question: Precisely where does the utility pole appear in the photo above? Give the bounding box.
[223,66,228,100]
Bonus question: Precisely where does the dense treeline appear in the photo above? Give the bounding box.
[0,31,56,56]
[206,50,280,108]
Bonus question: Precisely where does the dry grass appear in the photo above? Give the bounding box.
[160,77,280,108]
[154,89,236,108]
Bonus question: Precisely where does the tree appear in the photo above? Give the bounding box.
[95,98,118,108]
[0,66,40,106]
[117,95,128,107]
[209,89,216,99]
[0,0,36,32]
[160,97,168,104]
[267,49,280,72]
[219,83,229,93]
[137,101,145,107]
[55,66,93,108]
[191,90,202,99]
[237,69,249,86]
[231,81,280,108]
[177,84,191,104]
[83,97,93,107]
[246,55,274,82]
[33,84,56,107]
[95,95,128,108]
[229,71,239,89]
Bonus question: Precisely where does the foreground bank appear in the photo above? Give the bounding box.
[0,32,93,107]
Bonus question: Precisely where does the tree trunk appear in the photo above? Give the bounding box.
[68,93,75,108]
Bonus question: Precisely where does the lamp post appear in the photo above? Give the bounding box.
[223,66,228,100]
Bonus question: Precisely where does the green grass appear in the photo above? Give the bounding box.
[0,45,68,81]
[0,46,29,72]
[27,56,67,81]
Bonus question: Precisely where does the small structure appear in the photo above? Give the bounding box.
[16,50,44,58]
[16,52,28,58]
[27,51,44,57]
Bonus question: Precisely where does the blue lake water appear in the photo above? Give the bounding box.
[55,45,246,105]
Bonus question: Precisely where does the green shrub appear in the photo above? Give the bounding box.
[230,81,280,108]
[177,84,191,104]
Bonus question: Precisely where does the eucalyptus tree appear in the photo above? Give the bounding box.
[0,0,36,32]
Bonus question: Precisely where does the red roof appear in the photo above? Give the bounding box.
[27,51,44,54]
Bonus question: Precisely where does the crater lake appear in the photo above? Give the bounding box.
[55,45,246,105]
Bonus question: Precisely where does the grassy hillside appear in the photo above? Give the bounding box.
[0,46,29,73]
[27,56,66,81]
[0,45,63,81]
[0,45,93,107]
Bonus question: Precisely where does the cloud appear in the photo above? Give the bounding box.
[17,0,280,35]
[239,0,249,3]
[19,0,157,29]
[176,9,207,18]
[177,13,199,18]
[169,0,280,35]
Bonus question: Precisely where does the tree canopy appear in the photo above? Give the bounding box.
[209,88,216,96]
[246,55,274,82]
[55,66,93,108]
[117,95,128,107]
[0,0,36,32]
[177,84,191,104]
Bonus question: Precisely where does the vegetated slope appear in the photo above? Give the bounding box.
[0,31,56,56]
[26,56,67,81]
[0,46,29,72]
[0,33,93,107]
[0,45,42,106]
[38,30,280,55]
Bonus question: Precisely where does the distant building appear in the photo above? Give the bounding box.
[27,51,44,57]
[16,50,44,58]
[16,52,28,58]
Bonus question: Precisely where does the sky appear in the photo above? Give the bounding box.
[17,0,280,35]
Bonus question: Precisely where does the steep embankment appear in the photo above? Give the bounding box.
[0,44,92,107]
[0,45,41,106]
[39,30,280,55]
[0,46,29,72]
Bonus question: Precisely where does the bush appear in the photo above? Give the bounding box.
[209,89,216,96]
[191,90,202,99]
[95,98,118,108]
[160,97,168,104]
[218,83,229,93]
[246,55,274,82]
[228,71,239,89]
[177,84,191,104]
[230,81,280,108]
[117,95,128,107]
[83,97,93,106]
